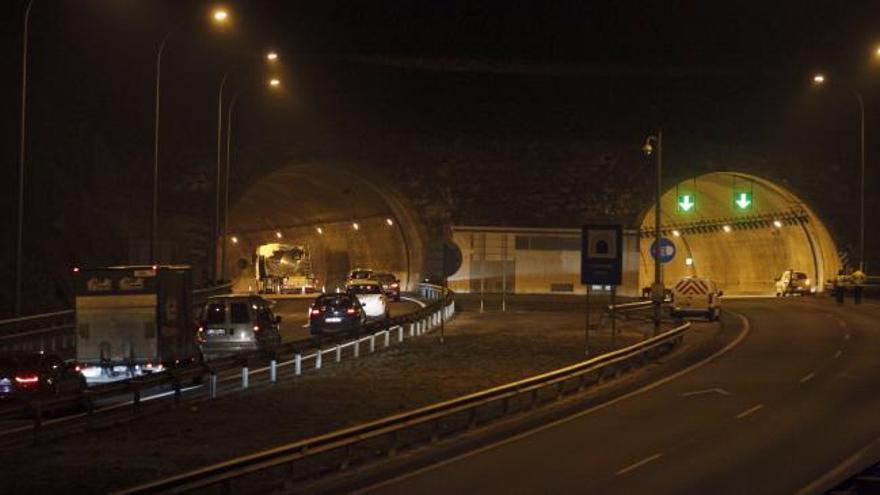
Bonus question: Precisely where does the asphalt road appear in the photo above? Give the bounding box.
[362,297,880,495]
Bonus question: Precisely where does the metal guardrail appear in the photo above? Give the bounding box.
[0,284,455,441]
[117,317,690,494]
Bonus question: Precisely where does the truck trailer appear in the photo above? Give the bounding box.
[74,265,198,382]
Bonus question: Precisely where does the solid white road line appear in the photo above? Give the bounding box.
[615,453,663,476]
[799,372,816,384]
[355,312,753,494]
[796,436,880,495]
[736,404,764,419]
[400,296,427,308]
[679,388,732,397]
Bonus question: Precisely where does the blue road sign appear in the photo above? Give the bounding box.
[581,225,623,285]
[650,237,676,264]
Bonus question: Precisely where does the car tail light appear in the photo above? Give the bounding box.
[346,308,357,315]
[15,374,39,387]
[391,283,399,288]
[253,325,260,332]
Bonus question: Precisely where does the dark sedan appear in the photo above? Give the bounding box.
[0,352,86,400]
[309,293,367,336]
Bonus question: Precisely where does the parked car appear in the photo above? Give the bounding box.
[196,295,282,360]
[374,272,402,302]
[309,293,367,336]
[346,279,390,320]
[775,269,813,296]
[0,352,86,400]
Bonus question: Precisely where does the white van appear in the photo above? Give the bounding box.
[670,277,722,321]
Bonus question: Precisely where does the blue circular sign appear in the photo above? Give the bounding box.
[650,238,676,264]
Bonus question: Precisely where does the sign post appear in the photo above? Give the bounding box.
[581,225,623,356]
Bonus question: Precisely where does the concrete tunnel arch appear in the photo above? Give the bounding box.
[637,172,840,295]
[222,162,427,293]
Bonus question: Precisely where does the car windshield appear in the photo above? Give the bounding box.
[205,302,226,325]
[794,273,808,280]
[350,271,373,279]
[230,302,251,324]
[348,284,382,294]
[316,295,355,308]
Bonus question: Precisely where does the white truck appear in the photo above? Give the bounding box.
[670,276,723,321]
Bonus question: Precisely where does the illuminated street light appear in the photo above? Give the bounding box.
[212,8,229,23]
[275,231,282,239]
[773,220,783,228]
[672,229,681,237]
[269,78,281,87]
[810,72,865,269]
[316,226,324,234]
[266,51,278,62]
[642,131,663,336]
[231,236,238,244]
[875,46,880,58]
[352,222,360,231]
[385,217,394,226]
[685,257,694,266]
[722,225,732,233]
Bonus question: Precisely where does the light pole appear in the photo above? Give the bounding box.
[812,74,865,271]
[221,77,282,280]
[213,69,231,282]
[14,0,34,317]
[151,31,172,265]
[643,130,663,335]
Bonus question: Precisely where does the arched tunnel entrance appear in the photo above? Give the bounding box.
[222,163,426,293]
[638,172,840,295]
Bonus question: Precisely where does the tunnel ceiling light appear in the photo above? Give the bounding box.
[773,220,783,228]
[385,217,394,226]
[722,225,732,233]
[672,229,681,237]
[316,226,324,234]
[275,231,283,239]
[231,236,238,244]
[266,51,278,62]
[352,222,360,231]
[685,257,694,266]
[212,8,229,23]
[813,73,825,85]
[269,78,281,87]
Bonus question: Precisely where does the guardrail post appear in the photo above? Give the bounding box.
[241,366,249,389]
[209,372,218,399]
[172,376,182,405]
[132,388,141,414]
[270,359,277,384]
[354,340,360,358]
[398,325,404,342]
[369,334,375,353]
[335,345,342,363]
[384,330,390,347]
[409,323,415,337]
[316,350,323,370]
[294,354,302,375]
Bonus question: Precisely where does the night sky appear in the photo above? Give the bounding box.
[2,1,880,313]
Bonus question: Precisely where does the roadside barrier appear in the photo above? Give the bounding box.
[116,317,690,494]
[0,284,455,440]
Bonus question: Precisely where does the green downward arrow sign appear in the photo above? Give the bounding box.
[735,192,752,210]
[678,194,695,212]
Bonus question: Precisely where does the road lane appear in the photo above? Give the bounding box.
[363,297,880,495]
[271,297,424,342]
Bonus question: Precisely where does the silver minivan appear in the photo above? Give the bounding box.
[197,295,282,360]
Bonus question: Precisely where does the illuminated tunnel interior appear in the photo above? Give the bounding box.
[223,163,425,293]
[639,172,840,295]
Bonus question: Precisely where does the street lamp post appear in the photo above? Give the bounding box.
[14,0,34,317]
[151,31,172,265]
[643,130,663,335]
[213,70,231,282]
[813,74,865,271]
